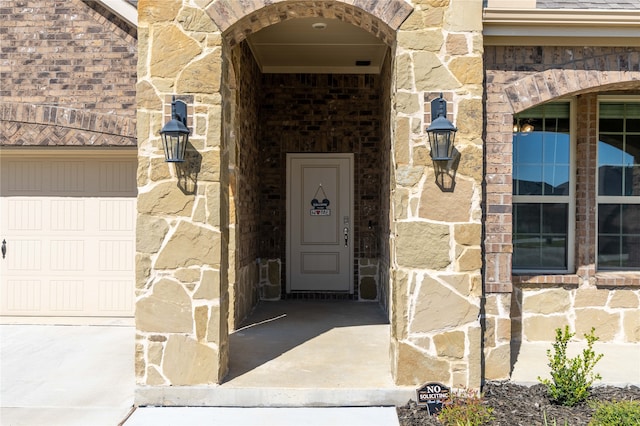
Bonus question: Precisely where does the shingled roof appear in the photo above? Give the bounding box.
[537,0,640,9]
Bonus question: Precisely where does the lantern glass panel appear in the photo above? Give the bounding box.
[162,133,187,162]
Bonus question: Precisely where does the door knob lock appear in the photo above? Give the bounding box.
[343,227,349,247]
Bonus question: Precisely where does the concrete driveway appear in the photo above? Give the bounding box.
[0,324,134,426]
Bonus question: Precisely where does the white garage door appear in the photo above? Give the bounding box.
[0,152,136,322]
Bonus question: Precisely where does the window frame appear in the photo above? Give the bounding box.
[512,98,576,274]
[596,95,640,271]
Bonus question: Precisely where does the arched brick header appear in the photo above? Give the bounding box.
[0,102,136,146]
[484,47,640,293]
[206,0,413,47]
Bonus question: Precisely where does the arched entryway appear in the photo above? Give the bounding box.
[135,0,486,402]
[215,1,411,391]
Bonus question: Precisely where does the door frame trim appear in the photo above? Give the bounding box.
[285,153,354,294]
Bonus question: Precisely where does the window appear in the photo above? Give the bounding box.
[512,102,574,272]
[597,100,640,270]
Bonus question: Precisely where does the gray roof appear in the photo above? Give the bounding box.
[537,0,640,9]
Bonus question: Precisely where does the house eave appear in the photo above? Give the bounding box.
[483,8,640,46]
[96,0,137,27]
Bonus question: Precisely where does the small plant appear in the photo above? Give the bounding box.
[588,399,640,425]
[538,326,603,407]
[437,387,494,426]
[543,411,568,426]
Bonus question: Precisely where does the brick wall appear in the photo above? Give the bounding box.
[484,45,640,293]
[483,45,640,379]
[257,72,384,299]
[0,0,136,113]
[228,42,262,327]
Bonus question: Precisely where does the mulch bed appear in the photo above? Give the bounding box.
[396,381,640,425]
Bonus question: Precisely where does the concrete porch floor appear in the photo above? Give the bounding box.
[136,300,416,407]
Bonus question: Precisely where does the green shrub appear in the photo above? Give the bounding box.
[588,400,640,425]
[437,388,494,426]
[538,326,603,407]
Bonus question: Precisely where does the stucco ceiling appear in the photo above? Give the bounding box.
[246,17,388,74]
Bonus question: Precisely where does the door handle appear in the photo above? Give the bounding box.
[343,227,349,247]
[1,239,5,259]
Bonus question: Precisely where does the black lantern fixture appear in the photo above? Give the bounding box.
[160,96,190,162]
[426,93,457,161]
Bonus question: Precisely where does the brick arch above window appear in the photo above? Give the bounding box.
[484,46,640,293]
[206,0,413,47]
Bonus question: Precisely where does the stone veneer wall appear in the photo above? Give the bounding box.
[390,0,484,388]
[484,45,640,380]
[136,0,229,385]
[135,0,485,391]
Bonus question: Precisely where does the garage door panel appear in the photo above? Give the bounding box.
[49,280,85,312]
[50,240,85,271]
[99,199,134,231]
[1,155,136,321]
[7,240,42,271]
[8,199,42,230]
[98,240,134,271]
[98,280,134,312]
[50,161,85,193]
[51,199,85,231]
[6,280,42,312]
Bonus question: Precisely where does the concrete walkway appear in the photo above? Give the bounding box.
[2,302,639,426]
[0,324,135,426]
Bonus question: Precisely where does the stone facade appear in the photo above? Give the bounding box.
[135,0,485,392]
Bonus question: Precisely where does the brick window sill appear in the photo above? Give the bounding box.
[512,272,640,287]
[512,274,580,286]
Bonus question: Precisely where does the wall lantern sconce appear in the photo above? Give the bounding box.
[160,96,190,163]
[426,93,457,161]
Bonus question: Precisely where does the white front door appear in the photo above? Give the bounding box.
[286,153,353,293]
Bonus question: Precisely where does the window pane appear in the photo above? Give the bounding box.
[627,118,640,132]
[622,204,640,234]
[544,165,569,195]
[598,204,619,234]
[513,203,540,233]
[513,131,570,197]
[626,135,640,165]
[543,133,570,163]
[627,167,640,196]
[599,102,640,198]
[599,166,624,196]
[513,203,568,270]
[599,118,624,133]
[543,203,568,234]
[598,203,640,270]
[515,165,543,195]
[599,136,625,167]
[598,236,621,268]
[514,133,543,164]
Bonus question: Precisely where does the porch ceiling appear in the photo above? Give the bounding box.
[246,17,388,74]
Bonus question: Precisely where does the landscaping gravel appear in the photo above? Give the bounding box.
[396,381,640,425]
